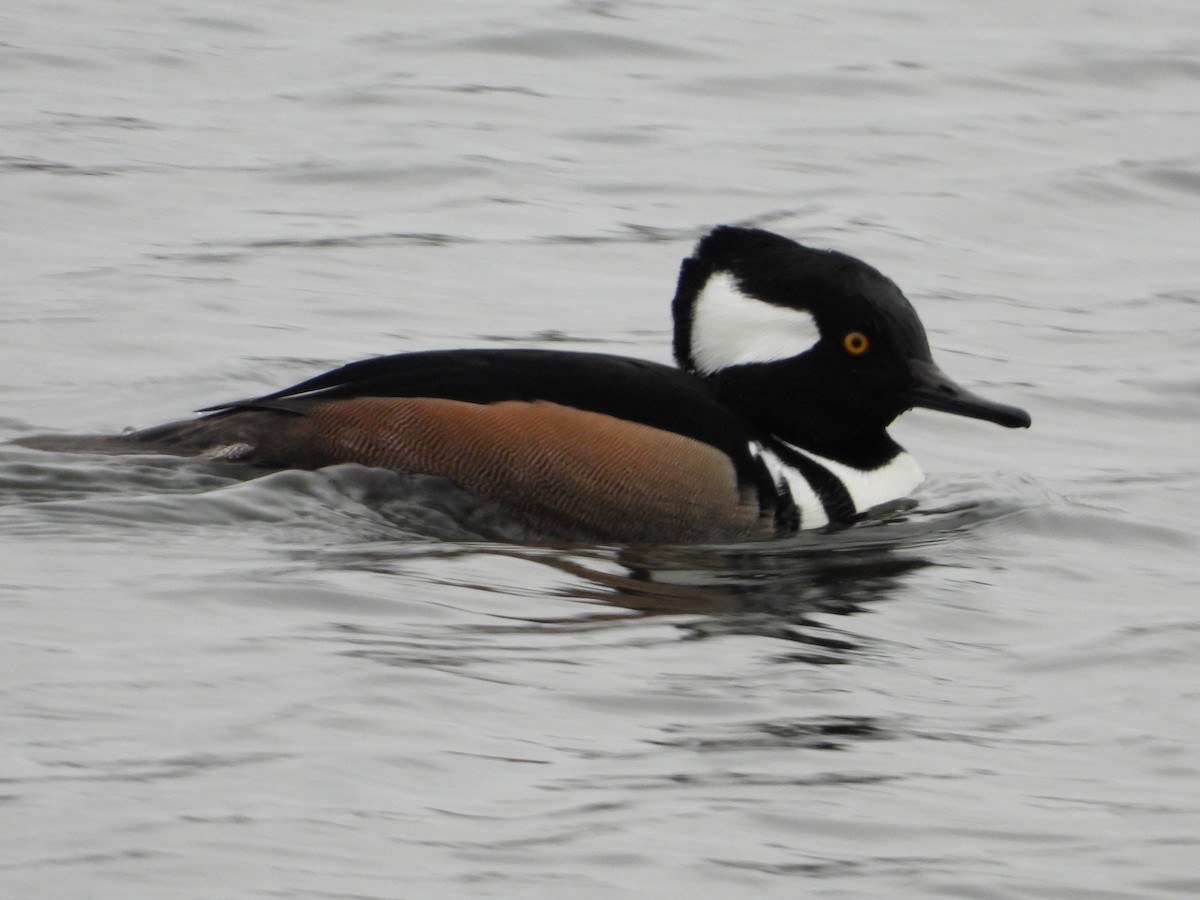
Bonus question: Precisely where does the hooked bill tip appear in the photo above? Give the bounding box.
[906,360,1031,429]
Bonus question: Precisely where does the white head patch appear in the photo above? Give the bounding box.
[688,271,820,375]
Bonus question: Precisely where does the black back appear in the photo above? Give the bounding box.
[206,348,765,481]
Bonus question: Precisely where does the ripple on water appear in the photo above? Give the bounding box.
[0,444,1059,673]
[0,442,1049,564]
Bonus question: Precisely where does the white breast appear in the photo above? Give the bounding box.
[752,440,925,529]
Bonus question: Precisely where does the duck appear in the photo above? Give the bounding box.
[16,226,1031,543]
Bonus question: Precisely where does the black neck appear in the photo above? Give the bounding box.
[705,365,906,471]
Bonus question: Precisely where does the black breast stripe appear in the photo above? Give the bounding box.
[748,451,799,533]
[762,439,857,525]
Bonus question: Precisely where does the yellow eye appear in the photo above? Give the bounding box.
[843,331,870,355]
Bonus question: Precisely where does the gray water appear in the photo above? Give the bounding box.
[2,1,1198,897]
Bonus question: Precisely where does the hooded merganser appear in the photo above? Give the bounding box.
[16,226,1030,543]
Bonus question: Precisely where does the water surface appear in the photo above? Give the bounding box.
[2,1,1198,897]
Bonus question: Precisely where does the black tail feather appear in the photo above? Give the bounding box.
[12,411,267,459]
